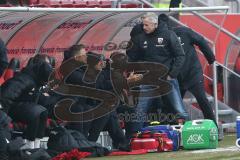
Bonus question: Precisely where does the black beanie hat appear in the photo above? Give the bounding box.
[87,52,104,66]
[158,13,169,24]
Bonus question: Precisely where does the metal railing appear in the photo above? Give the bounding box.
[225,0,240,12]
[0,6,230,12]
[181,4,240,42]
[183,0,209,7]
[213,61,240,124]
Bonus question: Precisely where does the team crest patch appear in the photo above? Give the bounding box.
[143,41,147,48]
[157,38,163,44]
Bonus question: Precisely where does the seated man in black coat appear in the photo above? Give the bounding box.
[0,54,52,149]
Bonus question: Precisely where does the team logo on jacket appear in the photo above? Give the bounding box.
[156,38,164,47]
[157,38,163,44]
[143,41,147,48]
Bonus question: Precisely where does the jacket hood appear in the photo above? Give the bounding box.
[22,60,53,86]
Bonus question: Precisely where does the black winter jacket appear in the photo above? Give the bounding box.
[65,66,93,106]
[127,23,185,78]
[65,65,112,112]
[173,27,215,89]
[0,61,52,112]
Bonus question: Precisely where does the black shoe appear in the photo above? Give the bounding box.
[118,142,131,152]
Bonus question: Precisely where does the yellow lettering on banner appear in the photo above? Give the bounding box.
[153,3,169,8]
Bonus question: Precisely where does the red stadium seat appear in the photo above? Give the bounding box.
[73,0,87,7]
[0,76,5,85]
[27,0,38,5]
[143,4,151,8]
[99,0,112,8]
[120,3,141,8]
[44,0,61,7]
[86,0,99,8]
[0,4,12,7]
[1,68,14,82]
[61,0,74,7]
[28,0,48,7]
[0,58,20,85]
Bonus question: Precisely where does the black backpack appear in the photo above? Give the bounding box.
[69,130,110,157]
[47,126,110,157]
[47,126,79,154]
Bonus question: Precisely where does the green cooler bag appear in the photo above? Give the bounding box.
[182,119,218,149]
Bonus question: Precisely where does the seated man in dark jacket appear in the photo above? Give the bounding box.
[0,54,52,149]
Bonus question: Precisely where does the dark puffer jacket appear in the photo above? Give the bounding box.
[0,60,52,112]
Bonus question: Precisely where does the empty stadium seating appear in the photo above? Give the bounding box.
[2,0,145,8]
[120,3,141,8]
[61,0,74,8]
[29,0,47,7]
[86,0,99,8]
[99,0,111,8]
[45,0,61,7]
[73,0,87,8]
[120,0,142,8]
[0,3,12,7]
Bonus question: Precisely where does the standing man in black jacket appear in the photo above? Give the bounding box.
[127,12,189,132]
[158,14,217,125]
[173,26,216,125]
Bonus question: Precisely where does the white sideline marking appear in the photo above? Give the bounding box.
[190,146,240,153]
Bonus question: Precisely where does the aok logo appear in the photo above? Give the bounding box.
[187,134,204,144]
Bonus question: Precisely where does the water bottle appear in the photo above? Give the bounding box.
[236,116,240,139]
[236,116,240,147]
